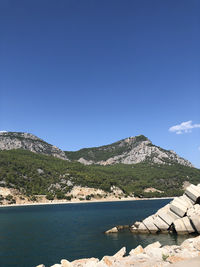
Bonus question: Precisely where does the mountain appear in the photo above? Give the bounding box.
[0,132,199,200]
[0,132,67,160]
[65,135,193,167]
[0,149,200,200]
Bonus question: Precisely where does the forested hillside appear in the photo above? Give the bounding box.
[0,149,200,198]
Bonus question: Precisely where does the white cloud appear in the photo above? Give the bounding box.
[169,120,200,134]
[0,130,7,133]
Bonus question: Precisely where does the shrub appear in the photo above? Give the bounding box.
[56,191,65,199]
[86,195,91,200]
[46,193,54,200]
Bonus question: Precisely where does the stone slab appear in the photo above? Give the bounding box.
[182,216,195,233]
[190,215,200,233]
[143,216,159,233]
[153,216,169,231]
[170,200,187,217]
[173,218,188,234]
[157,210,180,226]
[185,185,200,203]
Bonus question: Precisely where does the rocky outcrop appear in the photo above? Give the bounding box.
[0,132,67,160]
[36,235,200,267]
[106,184,200,235]
[65,135,193,167]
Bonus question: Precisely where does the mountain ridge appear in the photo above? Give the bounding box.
[0,131,193,167]
[65,135,193,167]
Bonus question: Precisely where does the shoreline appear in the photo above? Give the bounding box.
[0,196,174,208]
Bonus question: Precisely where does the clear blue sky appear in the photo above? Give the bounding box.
[0,0,200,167]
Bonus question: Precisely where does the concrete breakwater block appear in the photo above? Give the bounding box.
[185,185,200,203]
[157,209,180,226]
[142,216,159,233]
[190,215,200,233]
[170,199,188,217]
[173,218,188,235]
[105,184,200,236]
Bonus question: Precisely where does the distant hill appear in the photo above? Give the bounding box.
[0,149,200,199]
[0,132,198,200]
[65,135,192,167]
[0,132,67,160]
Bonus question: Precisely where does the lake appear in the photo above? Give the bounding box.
[0,199,190,267]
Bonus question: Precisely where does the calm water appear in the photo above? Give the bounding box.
[0,199,190,267]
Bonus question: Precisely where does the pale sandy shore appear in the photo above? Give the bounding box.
[0,196,174,208]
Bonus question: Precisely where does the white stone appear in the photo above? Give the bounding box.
[190,215,200,233]
[113,247,126,258]
[170,199,187,217]
[173,218,188,234]
[142,216,159,233]
[182,216,195,233]
[61,259,72,267]
[137,222,150,233]
[153,216,169,231]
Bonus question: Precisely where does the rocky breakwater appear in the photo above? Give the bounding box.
[36,235,200,267]
[106,184,200,235]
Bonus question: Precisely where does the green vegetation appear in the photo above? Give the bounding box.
[65,135,148,162]
[0,149,200,198]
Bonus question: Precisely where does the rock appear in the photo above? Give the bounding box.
[173,218,189,234]
[170,199,187,217]
[60,259,72,267]
[145,247,168,261]
[130,225,138,233]
[113,247,126,258]
[190,215,200,233]
[50,265,61,267]
[116,225,129,231]
[105,227,118,234]
[170,256,200,267]
[182,216,195,233]
[167,255,187,264]
[185,185,200,203]
[157,210,180,226]
[153,216,169,232]
[181,194,194,206]
[137,222,150,233]
[144,241,161,253]
[193,236,200,251]
[100,256,114,266]
[142,216,159,233]
[72,258,99,267]
[129,245,144,255]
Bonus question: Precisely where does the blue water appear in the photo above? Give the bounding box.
[0,199,190,267]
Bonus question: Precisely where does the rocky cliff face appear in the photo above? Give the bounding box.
[0,132,67,160]
[65,135,193,167]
